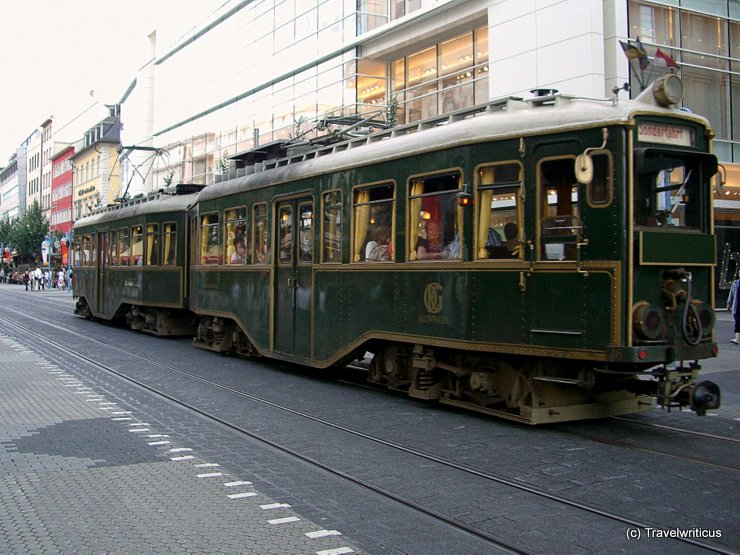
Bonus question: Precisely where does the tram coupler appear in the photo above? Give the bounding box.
[635,364,721,415]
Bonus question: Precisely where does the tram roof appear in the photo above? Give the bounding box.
[74,186,199,229]
[198,91,712,203]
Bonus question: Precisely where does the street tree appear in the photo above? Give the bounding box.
[11,200,49,262]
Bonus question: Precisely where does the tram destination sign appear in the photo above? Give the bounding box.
[637,122,695,147]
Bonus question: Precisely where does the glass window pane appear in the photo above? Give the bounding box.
[279,206,293,264]
[225,207,248,264]
[539,158,579,261]
[682,66,730,140]
[163,223,177,266]
[409,173,461,261]
[146,224,159,266]
[118,228,130,265]
[253,204,270,264]
[628,2,679,47]
[354,183,394,262]
[323,191,343,263]
[298,203,314,263]
[131,225,144,266]
[681,12,728,59]
[200,214,221,265]
[477,163,522,260]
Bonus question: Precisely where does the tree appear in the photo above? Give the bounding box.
[0,217,15,247]
[11,200,49,261]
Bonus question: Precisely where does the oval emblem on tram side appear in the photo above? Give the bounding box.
[423,282,443,314]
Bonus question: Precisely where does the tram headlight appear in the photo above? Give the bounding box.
[633,301,665,341]
[652,74,683,107]
[691,300,715,337]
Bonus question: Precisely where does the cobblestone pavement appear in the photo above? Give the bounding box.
[0,333,361,555]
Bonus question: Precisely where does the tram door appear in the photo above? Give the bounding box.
[96,231,108,314]
[273,197,314,359]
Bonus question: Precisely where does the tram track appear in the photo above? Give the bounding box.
[0,306,735,554]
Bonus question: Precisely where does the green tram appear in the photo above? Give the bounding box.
[74,75,721,424]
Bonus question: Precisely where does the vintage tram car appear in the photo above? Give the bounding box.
[74,75,720,424]
[73,184,201,335]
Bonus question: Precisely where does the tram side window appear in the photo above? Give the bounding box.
[353,183,394,262]
[118,227,130,265]
[322,191,342,263]
[200,213,221,265]
[539,157,580,261]
[298,203,313,263]
[109,229,118,265]
[146,224,159,266]
[409,173,461,261]
[588,152,612,206]
[163,223,177,266]
[72,237,81,266]
[131,225,144,266]
[252,204,270,264]
[476,163,522,259]
[225,207,248,265]
[81,235,92,266]
[278,206,292,264]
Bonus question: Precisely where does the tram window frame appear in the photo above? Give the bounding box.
[586,150,613,207]
[118,227,130,265]
[225,207,248,265]
[321,190,343,264]
[109,229,118,266]
[145,223,159,266]
[72,236,81,267]
[278,205,293,265]
[200,212,221,265]
[131,225,144,266]
[352,181,395,263]
[81,234,92,266]
[537,156,581,262]
[475,162,523,260]
[634,149,710,230]
[297,202,314,265]
[252,203,270,265]
[408,171,462,261]
[162,222,177,266]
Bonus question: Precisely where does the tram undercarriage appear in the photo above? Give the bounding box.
[367,344,719,424]
[192,316,260,358]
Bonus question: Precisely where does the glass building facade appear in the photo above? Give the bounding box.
[149,0,487,188]
[627,0,740,295]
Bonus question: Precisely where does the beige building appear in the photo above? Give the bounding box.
[71,106,122,219]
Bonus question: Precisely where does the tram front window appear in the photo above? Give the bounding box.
[634,149,716,230]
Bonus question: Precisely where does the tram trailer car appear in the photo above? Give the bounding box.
[74,185,202,336]
[74,75,721,424]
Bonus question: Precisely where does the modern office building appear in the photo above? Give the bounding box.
[0,145,26,222]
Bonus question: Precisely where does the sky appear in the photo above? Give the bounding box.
[0,0,225,164]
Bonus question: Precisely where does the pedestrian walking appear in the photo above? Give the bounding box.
[727,268,740,345]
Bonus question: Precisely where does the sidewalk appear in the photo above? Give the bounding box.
[0,332,358,554]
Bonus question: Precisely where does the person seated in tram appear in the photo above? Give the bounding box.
[230,237,247,264]
[416,220,442,260]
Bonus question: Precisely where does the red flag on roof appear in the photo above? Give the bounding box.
[655,48,679,68]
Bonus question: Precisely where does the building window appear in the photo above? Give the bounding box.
[391,26,489,125]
